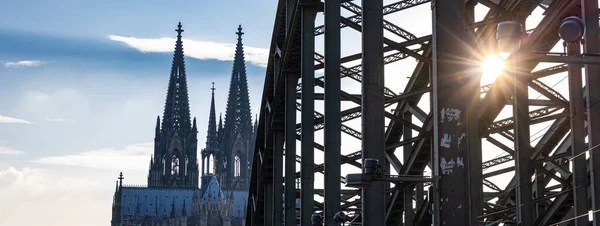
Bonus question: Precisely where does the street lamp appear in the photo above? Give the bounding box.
[311,213,322,226]
[333,211,347,226]
[496,21,523,54]
[559,16,585,43]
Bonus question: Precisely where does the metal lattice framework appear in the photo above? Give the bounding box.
[246,0,600,225]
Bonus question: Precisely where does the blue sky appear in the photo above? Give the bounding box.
[0,1,274,225]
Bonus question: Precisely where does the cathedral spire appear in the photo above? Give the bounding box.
[161,22,192,135]
[206,82,218,151]
[155,116,160,134]
[218,113,223,132]
[223,25,253,140]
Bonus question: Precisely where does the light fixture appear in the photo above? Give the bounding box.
[496,21,524,53]
[559,16,585,43]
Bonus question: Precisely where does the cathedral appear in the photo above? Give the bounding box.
[111,22,255,226]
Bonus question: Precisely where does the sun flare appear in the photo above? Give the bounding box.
[480,55,505,85]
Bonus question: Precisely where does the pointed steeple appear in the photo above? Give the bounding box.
[193,117,197,132]
[161,22,192,135]
[253,114,258,134]
[206,82,218,151]
[218,113,223,132]
[155,116,161,134]
[223,25,253,140]
[170,198,176,217]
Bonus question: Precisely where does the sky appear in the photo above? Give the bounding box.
[0,1,274,225]
[0,0,577,225]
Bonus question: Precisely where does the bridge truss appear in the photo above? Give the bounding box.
[246,0,600,225]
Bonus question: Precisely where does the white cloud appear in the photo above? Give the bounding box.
[15,89,90,122]
[0,146,24,155]
[4,60,47,68]
[108,35,269,67]
[46,118,76,124]
[30,143,153,171]
[0,115,33,124]
[0,166,112,226]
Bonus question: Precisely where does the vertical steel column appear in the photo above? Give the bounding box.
[465,2,482,225]
[301,4,316,226]
[324,0,341,225]
[361,0,385,225]
[265,151,274,226]
[273,130,284,226]
[285,73,298,226]
[533,171,545,218]
[404,112,414,226]
[582,0,600,223]
[431,1,478,225]
[416,181,424,206]
[512,53,533,226]
[567,41,588,226]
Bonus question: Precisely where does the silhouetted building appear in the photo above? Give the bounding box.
[197,24,255,225]
[111,22,255,226]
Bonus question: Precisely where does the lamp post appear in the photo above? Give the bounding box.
[559,16,588,226]
[497,21,534,226]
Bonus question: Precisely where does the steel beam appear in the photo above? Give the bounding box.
[323,0,341,225]
[403,112,414,226]
[582,0,600,224]
[300,3,316,226]
[567,41,588,226]
[248,0,600,225]
[285,74,298,226]
[273,130,284,226]
[512,52,533,226]
[431,1,480,225]
[360,0,385,225]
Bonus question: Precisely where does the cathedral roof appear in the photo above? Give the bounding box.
[118,187,196,217]
[230,190,248,218]
[202,175,226,202]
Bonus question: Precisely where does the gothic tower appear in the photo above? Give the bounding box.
[212,25,254,190]
[148,22,199,188]
[201,83,219,176]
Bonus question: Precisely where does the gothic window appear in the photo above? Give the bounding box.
[209,154,215,174]
[234,155,241,177]
[171,155,180,175]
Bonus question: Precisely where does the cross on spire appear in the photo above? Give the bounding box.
[176,22,184,36]
[118,172,124,187]
[211,82,216,94]
[236,24,244,39]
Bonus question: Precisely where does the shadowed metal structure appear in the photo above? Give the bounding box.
[246,0,600,225]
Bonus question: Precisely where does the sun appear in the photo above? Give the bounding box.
[480,55,505,85]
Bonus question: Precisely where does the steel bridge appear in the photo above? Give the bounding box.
[245,0,600,225]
